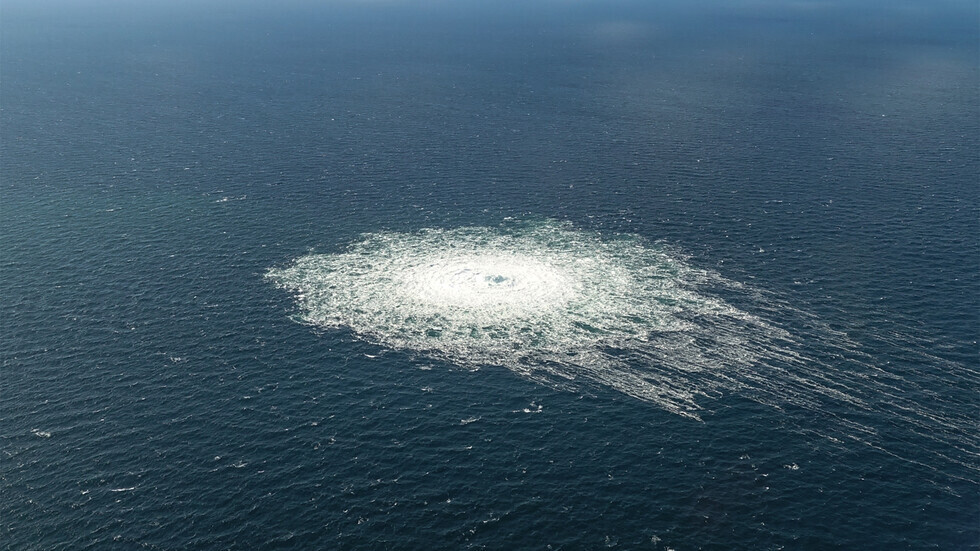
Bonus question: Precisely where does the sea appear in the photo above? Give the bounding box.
[2,1,978,549]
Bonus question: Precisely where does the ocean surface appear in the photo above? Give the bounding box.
[2,1,978,549]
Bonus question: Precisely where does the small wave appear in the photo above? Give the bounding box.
[515,402,543,414]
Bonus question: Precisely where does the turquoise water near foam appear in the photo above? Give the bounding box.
[2,1,978,549]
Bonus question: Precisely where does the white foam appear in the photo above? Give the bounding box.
[267,220,802,418]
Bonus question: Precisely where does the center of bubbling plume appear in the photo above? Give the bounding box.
[397,253,578,315]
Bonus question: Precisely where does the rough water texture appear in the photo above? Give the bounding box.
[3,0,977,548]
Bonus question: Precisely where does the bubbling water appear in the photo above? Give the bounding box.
[267,220,815,418]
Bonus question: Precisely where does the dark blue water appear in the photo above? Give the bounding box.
[2,1,978,549]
